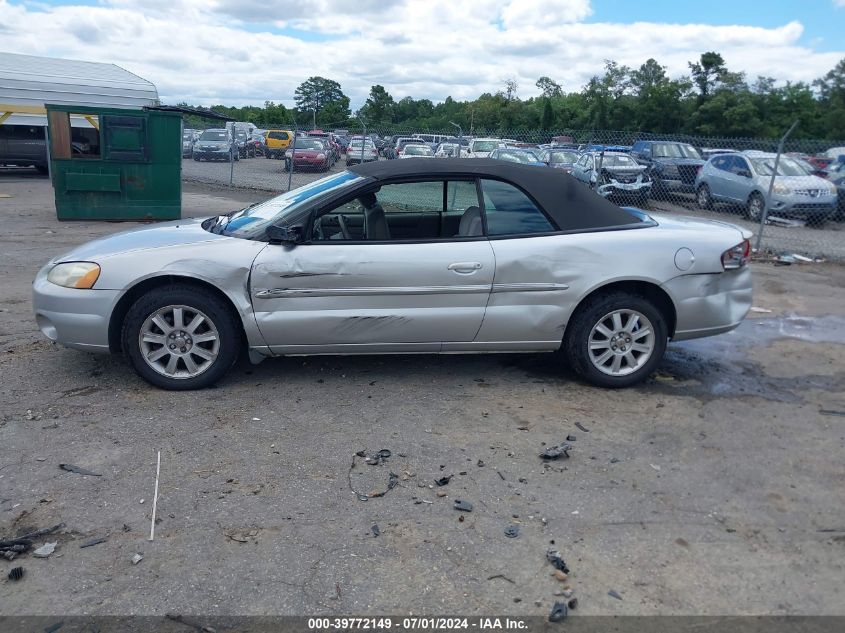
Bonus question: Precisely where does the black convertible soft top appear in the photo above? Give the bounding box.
[349,158,640,231]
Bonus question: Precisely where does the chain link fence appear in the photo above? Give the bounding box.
[181,125,845,261]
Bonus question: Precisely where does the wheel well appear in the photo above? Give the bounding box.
[107,275,246,354]
[570,280,677,338]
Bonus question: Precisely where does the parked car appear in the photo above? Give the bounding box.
[236,130,255,158]
[466,138,504,158]
[434,142,462,157]
[306,130,341,162]
[264,129,294,160]
[399,144,435,158]
[489,148,545,166]
[825,161,845,220]
[694,152,837,224]
[284,137,331,171]
[182,129,196,158]
[32,158,753,391]
[0,124,48,173]
[193,129,237,162]
[630,141,705,197]
[346,139,379,165]
[537,148,580,173]
[250,133,267,157]
[571,151,652,205]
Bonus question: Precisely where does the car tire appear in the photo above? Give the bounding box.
[745,192,764,221]
[563,291,668,388]
[122,285,241,390]
[193,156,200,162]
[696,184,713,210]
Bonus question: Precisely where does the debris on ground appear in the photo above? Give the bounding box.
[131,553,144,565]
[819,409,845,417]
[435,475,452,486]
[224,528,258,543]
[650,463,661,471]
[575,422,590,433]
[0,538,31,556]
[750,306,773,313]
[548,601,568,622]
[79,537,108,549]
[58,463,101,477]
[553,570,567,582]
[568,598,578,610]
[348,450,399,501]
[8,566,24,581]
[504,525,520,538]
[608,589,623,600]
[546,549,570,573]
[566,435,576,442]
[487,574,515,584]
[454,499,473,512]
[436,490,447,497]
[767,217,805,228]
[476,459,485,467]
[371,524,380,537]
[32,542,57,558]
[540,443,572,460]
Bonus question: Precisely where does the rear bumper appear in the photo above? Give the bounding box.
[663,267,752,341]
[32,268,118,353]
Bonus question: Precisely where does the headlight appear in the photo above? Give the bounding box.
[317,153,326,160]
[827,183,837,194]
[47,262,100,289]
[773,183,791,195]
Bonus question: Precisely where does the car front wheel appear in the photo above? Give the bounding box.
[122,285,240,390]
[563,292,668,388]
[746,192,764,221]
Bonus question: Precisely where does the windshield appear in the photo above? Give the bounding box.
[549,151,578,163]
[210,171,365,239]
[496,150,540,163]
[404,145,433,155]
[751,157,808,177]
[294,139,324,150]
[200,130,228,141]
[598,154,638,167]
[651,143,702,160]
[473,140,500,152]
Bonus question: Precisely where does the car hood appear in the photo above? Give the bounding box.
[765,174,833,188]
[53,219,229,263]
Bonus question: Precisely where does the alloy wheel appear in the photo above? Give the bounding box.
[138,305,220,379]
[588,309,655,377]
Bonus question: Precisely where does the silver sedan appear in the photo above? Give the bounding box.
[33,159,753,390]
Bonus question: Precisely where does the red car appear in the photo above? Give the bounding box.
[306,130,341,160]
[284,138,331,171]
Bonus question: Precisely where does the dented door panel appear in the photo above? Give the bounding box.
[249,241,495,352]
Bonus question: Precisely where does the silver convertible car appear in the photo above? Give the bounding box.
[33,159,753,390]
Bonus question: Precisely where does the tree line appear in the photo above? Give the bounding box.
[179,52,845,141]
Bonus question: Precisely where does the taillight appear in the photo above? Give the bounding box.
[721,239,750,270]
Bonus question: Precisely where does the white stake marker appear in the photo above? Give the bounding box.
[149,451,161,541]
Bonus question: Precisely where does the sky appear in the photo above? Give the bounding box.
[2,0,845,111]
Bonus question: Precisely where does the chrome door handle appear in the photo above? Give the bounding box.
[448,262,482,273]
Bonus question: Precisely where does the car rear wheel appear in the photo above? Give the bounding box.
[563,292,668,388]
[746,192,764,221]
[122,285,240,390]
[696,184,713,210]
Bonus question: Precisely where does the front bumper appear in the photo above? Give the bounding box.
[194,149,231,159]
[597,182,651,197]
[32,267,119,353]
[663,267,752,341]
[768,194,836,218]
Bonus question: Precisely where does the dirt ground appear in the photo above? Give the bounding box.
[1,171,844,618]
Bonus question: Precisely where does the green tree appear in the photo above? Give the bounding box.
[688,52,727,99]
[294,77,350,125]
[541,98,554,130]
[536,76,562,99]
[359,85,395,124]
[814,58,845,139]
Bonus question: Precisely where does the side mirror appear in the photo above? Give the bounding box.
[267,223,304,245]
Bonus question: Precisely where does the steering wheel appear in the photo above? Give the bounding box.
[337,214,351,240]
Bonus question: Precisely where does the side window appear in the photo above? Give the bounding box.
[711,156,726,171]
[312,180,481,242]
[480,179,556,236]
[585,156,594,170]
[733,157,750,175]
[70,114,101,158]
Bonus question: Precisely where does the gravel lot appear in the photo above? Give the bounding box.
[180,156,845,262]
[1,170,844,620]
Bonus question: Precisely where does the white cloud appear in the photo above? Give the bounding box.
[0,0,842,114]
[834,0,845,8]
